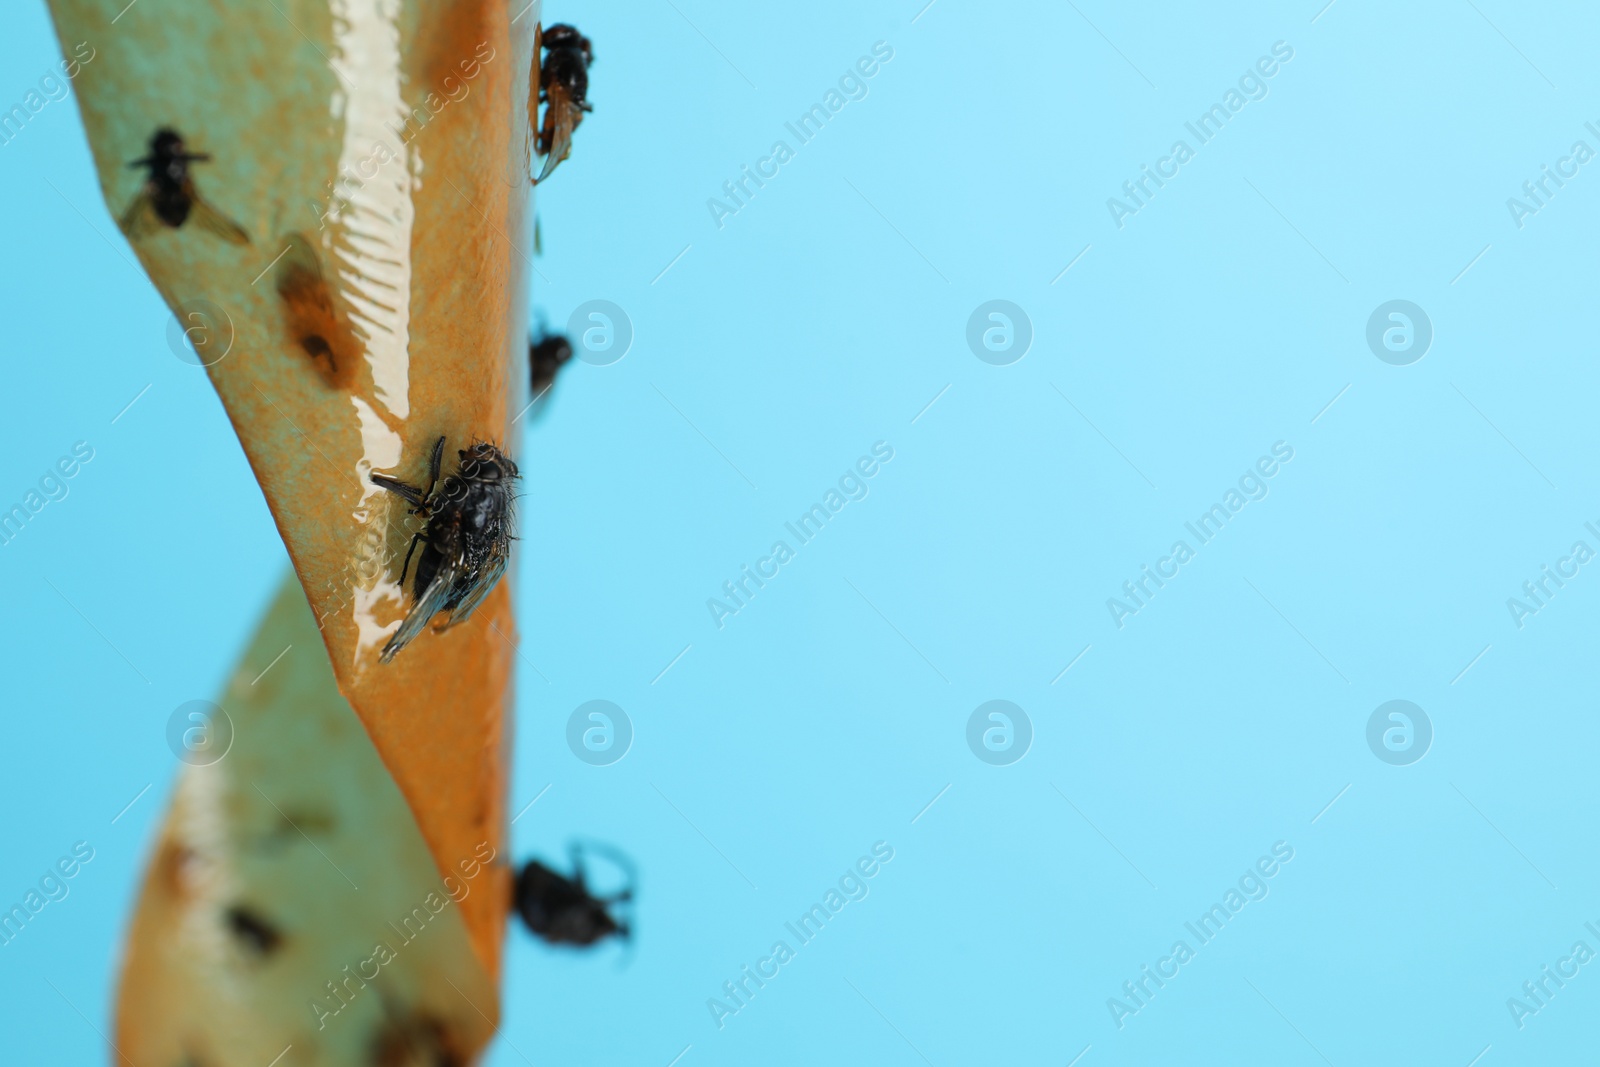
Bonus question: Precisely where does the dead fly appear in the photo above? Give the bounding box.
[512,844,633,948]
[529,330,573,398]
[533,23,594,183]
[120,127,249,244]
[223,903,283,957]
[370,999,466,1067]
[370,436,520,664]
[274,233,355,388]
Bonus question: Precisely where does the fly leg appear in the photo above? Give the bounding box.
[421,435,446,505]
[371,474,427,508]
[398,531,427,591]
[372,435,446,511]
[571,842,634,902]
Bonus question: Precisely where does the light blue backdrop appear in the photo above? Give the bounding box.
[2,1,1598,1064]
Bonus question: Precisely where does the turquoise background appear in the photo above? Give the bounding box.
[3,0,1599,1063]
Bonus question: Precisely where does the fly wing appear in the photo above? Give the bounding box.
[380,547,467,664]
[189,190,251,245]
[118,189,162,241]
[442,534,509,630]
[534,85,579,184]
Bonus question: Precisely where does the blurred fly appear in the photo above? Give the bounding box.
[223,903,283,957]
[370,436,520,664]
[512,843,633,948]
[529,330,573,398]
[274,232,355,388]
[371,996,467,1067]
[533,23,593,183]
[120,127,249,244]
